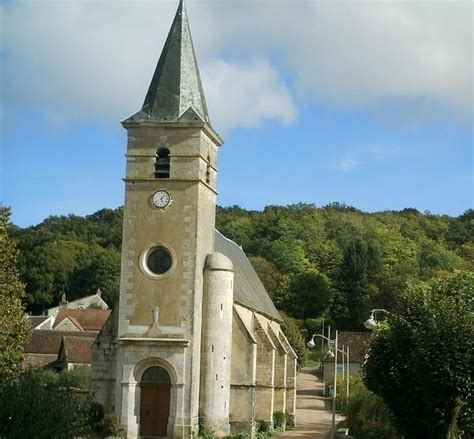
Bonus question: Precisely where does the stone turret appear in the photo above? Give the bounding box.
[200,252,234,436]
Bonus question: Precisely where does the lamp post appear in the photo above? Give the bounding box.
[364,308,403,330]
[307,331,348,439]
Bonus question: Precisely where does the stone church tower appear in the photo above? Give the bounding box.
[91,1,297,438]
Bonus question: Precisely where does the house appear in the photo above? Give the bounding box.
[23,308,110,371]
[53,308,111,332]
[90,1,297,437]
[28,315,55,330]
[56,335,97,370]
[46,289,109,318]
[322,331,372,396]
[23,330,97,370]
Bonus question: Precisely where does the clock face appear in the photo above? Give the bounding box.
[152,190,171,208]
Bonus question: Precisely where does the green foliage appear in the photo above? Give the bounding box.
[99,414,125,437]
[0,370,97,438]
[256,420,272,433]
[362,271,474,439]
[249,255,282,299]
[273,411,286,430]
[344,375,401,439]
[12,204,473,331]
[57,365,91,389]
[280,312,308,368]
[276,269,333,320]
[332,237,382,330]
[0,207,31,382]
[13,208,123,312]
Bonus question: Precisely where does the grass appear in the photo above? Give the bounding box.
[305,346,325,367]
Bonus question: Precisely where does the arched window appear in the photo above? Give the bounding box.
[206,155,211,184]
[155,148,170,178]
[141,366,171,384]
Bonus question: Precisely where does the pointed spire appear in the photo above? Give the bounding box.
[141,0,210,124]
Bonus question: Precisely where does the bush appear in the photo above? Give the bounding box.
[344,376,401,439]
[100,414,125,437]
[256,420,272,433]
[0,370,97,438]
[58,365,91,389]
[273,411,286,430]
[280,312,308,368]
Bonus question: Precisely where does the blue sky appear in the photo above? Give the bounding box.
[1,0,472,227]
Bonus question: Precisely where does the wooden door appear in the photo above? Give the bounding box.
[140,367,172,437]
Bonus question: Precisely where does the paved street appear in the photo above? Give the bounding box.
[278,367,343,439]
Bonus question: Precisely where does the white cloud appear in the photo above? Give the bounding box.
[336,158,360,172]
[201,59,297,133]
[2,0,472,131]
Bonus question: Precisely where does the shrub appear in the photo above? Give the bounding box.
[344,377,401,439]
[256,420,272,433]
[0,370,96,438]
[273,411,286,430]
[58,365,91,389]
[100,414,125,437]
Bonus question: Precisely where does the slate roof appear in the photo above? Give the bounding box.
[337,332,372,363]
[28,316,49,328]
[214,230,282,322]
[54,309,111,332]
[129,0,210,125]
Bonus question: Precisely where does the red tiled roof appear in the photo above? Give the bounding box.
[23,353,58,369]
[54,309,111,331]
[338,332,372,363]
[61,335,95,364]
[25,330,96,354]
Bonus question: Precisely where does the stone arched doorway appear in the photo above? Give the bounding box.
[139,366,172,437]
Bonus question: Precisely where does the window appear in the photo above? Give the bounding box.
[206,155,211,184]
[147,247,173,275]
[141,366,171,384]
[154,148,170,178]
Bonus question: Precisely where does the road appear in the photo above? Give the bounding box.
[278,367,343,439]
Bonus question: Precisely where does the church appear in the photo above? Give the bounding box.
[90,1,297,437]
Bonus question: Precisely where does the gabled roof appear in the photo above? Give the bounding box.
[54,309,111,332]
[61,335,95,364]
[214,230,282,322]
[128,0,210,125]
[55,316,84,331]
[28,316,50,328]
[25,330,96,355]
[337,332,372,363]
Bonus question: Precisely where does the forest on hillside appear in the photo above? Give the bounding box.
[10,204,474,330]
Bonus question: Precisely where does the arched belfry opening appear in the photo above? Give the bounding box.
[155,148,170,178]
[139,366,172,437]
[206,155,211,184]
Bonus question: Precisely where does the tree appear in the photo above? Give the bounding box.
[0,207,31,382]
[249,255,282,299]
[362,271,474,439]
[344,375,401,439]
[332,237,381,329]
[279,312,308,368]
[0,369,98,438]
[67,244,121,307]
[275,269,333,320]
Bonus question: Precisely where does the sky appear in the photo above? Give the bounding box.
[1,0,473,228]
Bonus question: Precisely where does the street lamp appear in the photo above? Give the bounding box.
[307,331,349,439]
[364,308,401,330]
